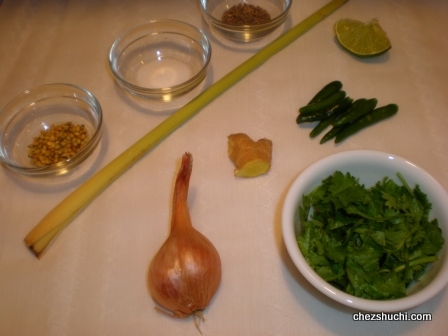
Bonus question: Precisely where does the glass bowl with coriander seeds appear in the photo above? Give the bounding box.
[199,0,292,43]
[0,83,103,177]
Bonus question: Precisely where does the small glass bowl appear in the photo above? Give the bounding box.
[199,0,292,43]
[109,20,212,102]
[0,84,103,177]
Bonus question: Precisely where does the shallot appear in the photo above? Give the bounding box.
[148,152,221,328]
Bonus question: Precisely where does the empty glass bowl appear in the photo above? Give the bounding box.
[199,0,292,43]
[109,20,212,102]
[0,84,103,177]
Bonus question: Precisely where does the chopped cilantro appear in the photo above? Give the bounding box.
[297,171,444,300]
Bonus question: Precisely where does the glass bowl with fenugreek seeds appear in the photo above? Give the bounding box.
[0,83,103,177]
[199,0,292,43]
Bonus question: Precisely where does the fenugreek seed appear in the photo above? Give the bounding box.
[28,122,90,166]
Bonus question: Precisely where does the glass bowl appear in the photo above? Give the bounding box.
[0,84,103,177]
[109,20,212,102]
[282,150,448,312]
[199,0,292,43]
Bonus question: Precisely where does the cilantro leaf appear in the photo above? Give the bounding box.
[296,171,445,300]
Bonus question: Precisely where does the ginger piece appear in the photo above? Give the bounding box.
[228,133,273,178]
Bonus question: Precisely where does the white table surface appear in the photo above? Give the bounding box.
[1,0,448,335]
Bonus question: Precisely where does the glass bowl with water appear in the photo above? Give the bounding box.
[109,20,212,102]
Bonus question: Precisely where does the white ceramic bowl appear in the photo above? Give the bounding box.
[282,150,448,312]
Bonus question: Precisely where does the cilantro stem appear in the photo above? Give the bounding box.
[394,256,438,273]
[397,172,413,195]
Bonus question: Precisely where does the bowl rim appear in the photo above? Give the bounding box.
[282,149,448,312]
[108,19,212,95]
[0,83,103,176]
[199,0,293,30]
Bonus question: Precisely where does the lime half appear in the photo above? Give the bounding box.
[334,18,391,57]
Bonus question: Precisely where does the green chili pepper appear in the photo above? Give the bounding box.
[331,98,366,124]
[320,124,346,144]
[307,80,343,105]
[299,90,346,115]
[298,96,352,124]
[296,110,331,124]
[334,104,399,143]
[332,98,378,126]
[309,97,353,137]
[297,110,333,123]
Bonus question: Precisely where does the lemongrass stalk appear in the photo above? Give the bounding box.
[24,0,348,258]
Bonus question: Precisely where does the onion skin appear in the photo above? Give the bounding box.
[148,153,222,319]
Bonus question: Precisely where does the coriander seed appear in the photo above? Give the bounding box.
[221,3,271,26]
